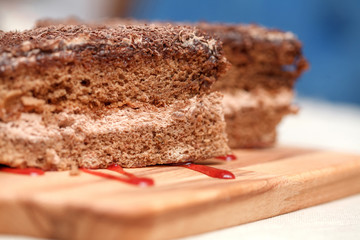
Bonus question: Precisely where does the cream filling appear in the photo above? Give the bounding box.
[244,24,297,42]
[0,93,223,143]
[222,88,294,115]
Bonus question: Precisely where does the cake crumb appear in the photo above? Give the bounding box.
[69,163,79,176]
[45,149,61,165]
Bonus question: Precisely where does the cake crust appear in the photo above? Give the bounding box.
[0,24,229,121]
[199,23,308,93]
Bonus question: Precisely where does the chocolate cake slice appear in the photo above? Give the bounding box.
[34,19,309,149]
[198,23,308,148]
[0,24,230,170]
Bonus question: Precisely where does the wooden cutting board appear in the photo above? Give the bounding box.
[1,146,360,240]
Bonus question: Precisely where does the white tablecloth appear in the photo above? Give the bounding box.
[1,98,360,240]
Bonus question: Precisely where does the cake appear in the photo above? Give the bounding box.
[0,24,230,170]
[34,19,309,148]
[198,23,308,148]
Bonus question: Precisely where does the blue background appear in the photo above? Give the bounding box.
[130,0,360,105]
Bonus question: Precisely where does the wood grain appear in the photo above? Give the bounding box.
[1,146,360,240]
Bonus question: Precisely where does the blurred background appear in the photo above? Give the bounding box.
[0,0,359,105]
